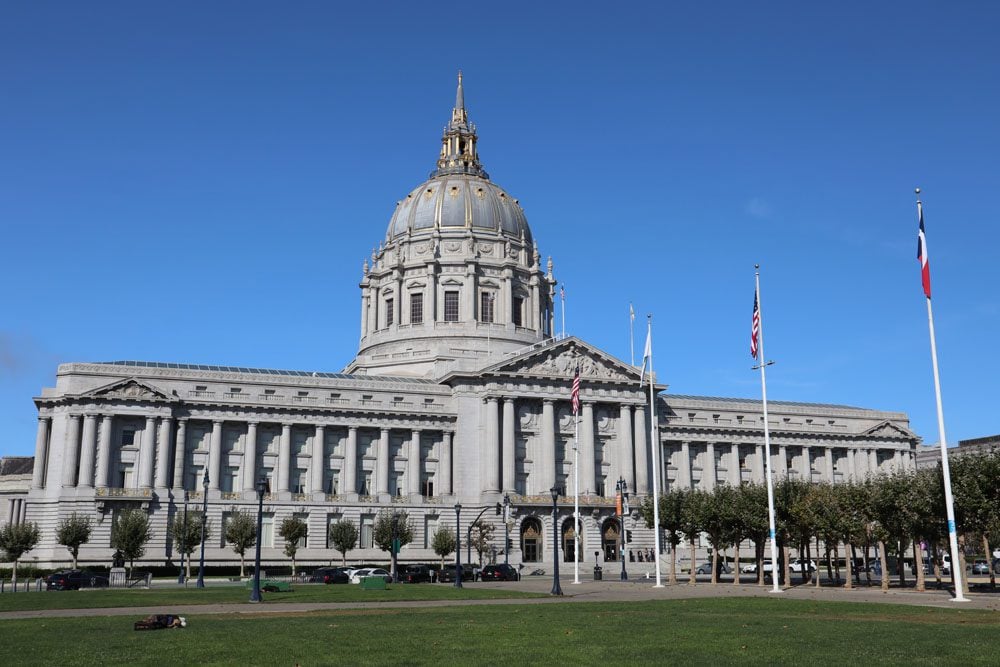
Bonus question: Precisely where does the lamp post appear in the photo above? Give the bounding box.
[550,487,563,596]
[616,477,629,582]
[454,504,463,589]
[249,477,268,603]
[502,493,511,566]
[177,491,188,584]
[391,512,400,583]
[196,470,209,589]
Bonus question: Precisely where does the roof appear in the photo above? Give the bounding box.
[94,361,437,385]
[666,394,867,411]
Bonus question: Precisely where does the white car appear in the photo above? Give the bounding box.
[741,559,815,574]
[349,567,391,584]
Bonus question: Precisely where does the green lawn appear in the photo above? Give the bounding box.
[1,598,996,666]
[0,582,541,612]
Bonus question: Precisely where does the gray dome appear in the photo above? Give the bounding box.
[386,175,532,243]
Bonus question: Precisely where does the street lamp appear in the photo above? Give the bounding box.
[502,494,511,566]
[550,487,563,596]
[616,477,629,582]
[249,477,268,603]
[176,491,188,584]
[196,470,209,589]
[454,504,463,589]
[391,512,400,583]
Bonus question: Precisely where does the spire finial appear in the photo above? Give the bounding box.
[456,70,464,111]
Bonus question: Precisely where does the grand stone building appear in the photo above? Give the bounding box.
[22,76,918,570]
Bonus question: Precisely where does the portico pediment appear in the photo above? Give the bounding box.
[862,420,915,440]
[81,377,175,403]
[481,337,641,384]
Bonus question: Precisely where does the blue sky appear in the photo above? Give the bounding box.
[2,2,998,457]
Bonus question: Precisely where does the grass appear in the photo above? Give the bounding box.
[0,597,996,666]
[0,582,541,612]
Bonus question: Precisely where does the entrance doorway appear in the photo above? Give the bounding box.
[521,518,542,563]
[601,518,620,562]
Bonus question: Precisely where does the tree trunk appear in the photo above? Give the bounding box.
[864,542,872,587]
[897,539,907,588]
[878,540,889,591]
[711,546,719,585]
[844,541,854,590]
[669,542,677,585]
[802,542,810,585]
[292,557,297,577]
[72,549,79,569]
[833,544,840,584]
[984,534,995,590]
[956,534,969,596]
[733,542,741,585]
[689,540,697,585]
[11,558,17,587]
[814,537,821,588]
[239,553,246,578]
[186,557,192,582]
[915,539,926,592]
[782,544,791,589]
[757,541,764,587]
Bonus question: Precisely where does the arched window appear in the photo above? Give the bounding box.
[562,517,583,563]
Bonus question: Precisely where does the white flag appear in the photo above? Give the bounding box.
[639,325,652,386]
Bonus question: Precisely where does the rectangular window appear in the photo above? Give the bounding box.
[512,296,524,327]
[410,292,423,324]
[293,512,309,548]
[424,515,439,549]
[362,472,373,495]
[385,298,394,326]
[480,291,495,323]
[444,291,460,322]
[360,514,374,548]
[326,471,339,495]
[260,514,275,548]
[422,476,434,498]
[326,513,342,548]
[295,469,308,494]
[121,429,136,446]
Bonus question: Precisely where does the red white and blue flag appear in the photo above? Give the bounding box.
[917,203,931,298]
[571,366,580,415]
[750,290,760,359]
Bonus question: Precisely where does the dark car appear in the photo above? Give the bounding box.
[308,567,349,584]
[45,569,109,591]
[437,564,474,582]
[479,564,519,581]
[695,561,733,575]
[400,564,435,583]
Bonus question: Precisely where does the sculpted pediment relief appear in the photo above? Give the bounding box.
[498,344,635,383]
[85,378,173,402]
[862,421,913,439]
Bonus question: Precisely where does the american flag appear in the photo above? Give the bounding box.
[750,290,760,359]
[917,202,931,298]
[571,366,580,415]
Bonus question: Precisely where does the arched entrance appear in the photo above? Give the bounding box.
[520,517,543,563]
[562,517,583,563]
[601,518,620,562]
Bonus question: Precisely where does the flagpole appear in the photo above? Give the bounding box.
[573,410,581,584]
[646,316,663,587]
[754,266,782,594]
[561,287,566,339]
[629,304,636,367]
[916,189,967,602]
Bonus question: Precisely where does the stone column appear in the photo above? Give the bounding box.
[847,448,857,480]
[408,429,422,496]
[242,422,258,492]
[541,400,556,492]
[502,398,516,493]
[800,445,811,481]
[704,441,716,491]
[62,414,82,488]
[825,447,835,482]
[154,417,173,488]
[868,449,878,474]
[679,440,692,489]
[730,443,740,486]
[312,425,326,495]
[778,444,788,479]
[277,423,292,493]
[618,405,634,489]
[96,415,113,489]
[439,431,453,496]
[344,427,358,495]
[893,449,902,472]
[377,427,390,495]
[206,420,223,491]
[172,419,188,489]
[426,267,437,328]
[580,402,596,495]
[633,405,649,494]
[31,417,50,489]
[138,416,157,489]
[484,397,500,492]
[78,414,98,489]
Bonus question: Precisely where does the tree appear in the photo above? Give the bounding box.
[640,488,686,585]
[279,516,309,576]
[432,526,456,571]
[469,520,495,566]
[224,510,257,578]
[374,510,414,554]
[169,512,207,582]
[734,483,770,586]
[329,519,358,567]
[56,513,92,568]
[0,522,40,586]
[679,489,709,585]
[110,508,152,575]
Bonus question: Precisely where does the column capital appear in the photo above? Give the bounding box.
[213,419,225,426]
[542,398,555,406]
[348,425,359,434]
[485,396,499,404]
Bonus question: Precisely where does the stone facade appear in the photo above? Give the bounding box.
[20,75,919,570]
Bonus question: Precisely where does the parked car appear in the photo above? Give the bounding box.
[45,569,109,591]
[308,567,350,584]
[479,564,519,581]
[971,559,990,575]
[695,561,732,575]
[400,564,435,583]
[350,568,391,584]
[437,564,475,582]
[741,559,814,574]
[789,559,817,573]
